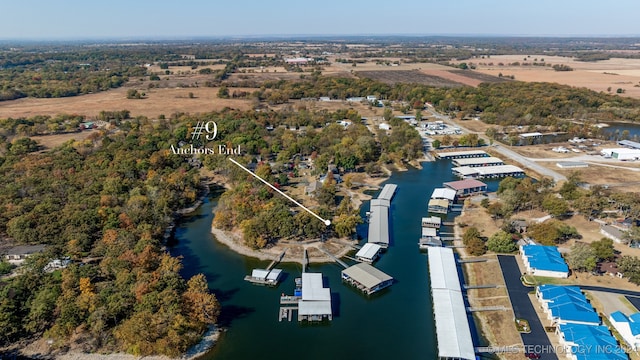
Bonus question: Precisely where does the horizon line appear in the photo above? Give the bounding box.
[2,33,640,43]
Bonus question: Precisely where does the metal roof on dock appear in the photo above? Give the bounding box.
[452,164,525,178]
[377,184,397,201]
[355,243,382,262]
[367,204,389,247]
[435,150,488,159]
[452,156,504,167]
[428,247,475,360]
[341,263,393,290]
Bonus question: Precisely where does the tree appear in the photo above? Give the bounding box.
[218,86,229,99]
[542,194,570,218]
[431,139,441,149]
[466,237,486,256]
[618,256,640,284]
[486,231,517,253]
[567,242,597,272]
[590,238,615,262]
[183,274,220,324]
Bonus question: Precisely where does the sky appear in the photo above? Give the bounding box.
[1,0,639,40]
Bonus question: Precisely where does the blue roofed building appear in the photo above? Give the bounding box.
[520,244,569,278]
[557,323,627,360]
[536,285,600,326]
[609,311,640,350]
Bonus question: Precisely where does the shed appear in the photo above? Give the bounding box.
[443,179,488,197]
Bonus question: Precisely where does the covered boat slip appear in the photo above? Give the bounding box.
[298,272,332,321]
[428,247,475,360]
[419,227,442,248]
[244,268,283,285]
[435,150,489,159]
[355,243,382,263]
[428,198,450,214]
[443,179,487,197]
[377,183,397,201]
[341,262,393,295]
[367,203,389,248]
[421,216,442,228]
[452,156,504,167]
[452,164,525,179]
[366,183,397,249]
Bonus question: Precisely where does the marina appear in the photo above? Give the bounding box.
[168,159,502,359]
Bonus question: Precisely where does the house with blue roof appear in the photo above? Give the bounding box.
[520,244,569,278]
[609,311,640,350]
[557,323,627,360]
[536,285,600,326]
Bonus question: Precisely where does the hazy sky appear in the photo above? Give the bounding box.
[2,0,639,40]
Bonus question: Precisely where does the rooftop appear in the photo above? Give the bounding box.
[610,311,640,336]
[431,188,456,201]
[5,244,47,256]
[377,184,397,201]
[443,179,488,191]
[355,243,382,261]
[558,323,626,360]
[341,263,393,290]
[522,244,569,273]
[538,285,600,324]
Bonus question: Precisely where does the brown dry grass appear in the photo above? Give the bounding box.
[452,55,640,99]
[465,257,523,360]
[0,87,253,119]
[30,131,96,149]
[542,162,640,192]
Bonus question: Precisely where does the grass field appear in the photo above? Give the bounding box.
[356,70,465,87]
[451,55,640,98]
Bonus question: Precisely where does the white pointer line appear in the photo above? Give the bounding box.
[228,158,331,226]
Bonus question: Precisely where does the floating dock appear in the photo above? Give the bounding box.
[341,263,393,295]
[245,249,287,285]
[428,247,475,360]
[435,150,488,159]
[452,156,504,167]
[367,184,397,248]
[443,179,488,198]
[452,164,525,179]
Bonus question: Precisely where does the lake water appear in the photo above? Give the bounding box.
[602,122,640,141]
[169,161,501,360]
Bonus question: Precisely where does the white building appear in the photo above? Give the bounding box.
[601,148,640,160]
[610,311,640,350]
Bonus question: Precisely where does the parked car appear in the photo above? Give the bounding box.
[525,353,541,359]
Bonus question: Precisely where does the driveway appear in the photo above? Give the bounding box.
[498,255,558,360]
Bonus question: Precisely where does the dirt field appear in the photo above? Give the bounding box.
[355,70,465,87]
[452,55,640,99]
[30,131,97,149]
[0,87,253,119]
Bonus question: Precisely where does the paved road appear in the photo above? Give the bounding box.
[425,108,567,183]
[498,255,558,360]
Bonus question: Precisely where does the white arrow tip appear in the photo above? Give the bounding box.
[324,219,331,226]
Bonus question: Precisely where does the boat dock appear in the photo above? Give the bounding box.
[367,183,397,248]
[244,249,287,286]
[452,156,504,167]
[435,149,488,159]
[452,164,525,179]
